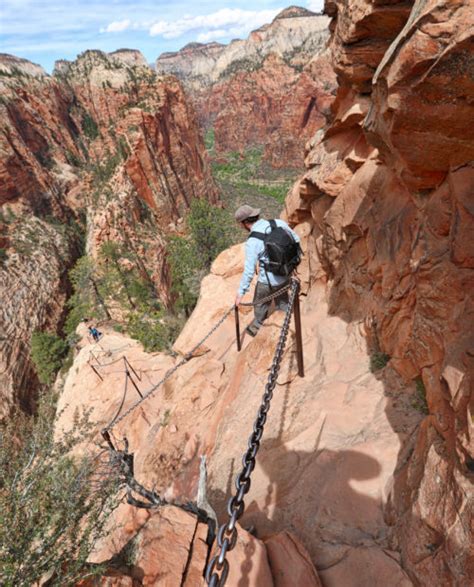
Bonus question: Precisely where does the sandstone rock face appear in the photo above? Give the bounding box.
[57,244,417,584]
[282,0,474,583]
[0,49,217,416]
[156,9,337,168]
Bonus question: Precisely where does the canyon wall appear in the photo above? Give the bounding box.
[286,0,474,583]
[156,7,337,168]
[0,51,216,416]
[52,3,472,584]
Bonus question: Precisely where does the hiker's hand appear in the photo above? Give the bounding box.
[235,294,242,307]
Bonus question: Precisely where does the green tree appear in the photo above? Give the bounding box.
[0,393,119,586]
[167,199,231,316]
[81,112,99,140]
[100,242,136,310]
[65,256,111,337]
[30,331,68,385]
[127,310,182,352]
[188,198,231,270]
[167,235,201,316]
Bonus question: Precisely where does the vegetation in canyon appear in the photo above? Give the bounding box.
[0,392,119,586]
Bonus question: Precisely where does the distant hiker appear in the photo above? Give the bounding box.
[234,204,301,337]
[88,326,102,343]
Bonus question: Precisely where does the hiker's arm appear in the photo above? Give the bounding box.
[237,239,258,297]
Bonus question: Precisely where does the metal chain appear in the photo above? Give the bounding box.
[205,279,299,587]
[239,281,291,307]
[103,306,234,432]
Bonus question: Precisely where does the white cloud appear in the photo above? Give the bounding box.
[307,0,325,12]
[107,8,282,39]
[197,29,229,43]
[102,19,131,33]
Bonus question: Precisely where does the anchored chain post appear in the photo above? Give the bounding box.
[206,279,299,587]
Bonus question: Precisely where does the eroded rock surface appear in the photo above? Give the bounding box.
[284,0,474,583]
[57,244,417,584]
[0,49,216,416]
[156,8,336,168]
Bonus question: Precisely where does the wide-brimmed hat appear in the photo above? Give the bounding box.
[235,204,261,222]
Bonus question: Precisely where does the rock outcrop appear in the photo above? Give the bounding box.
[0,50,216,416]
[57,246,416,584]
[156,8,337,168]
[285,0,474,583]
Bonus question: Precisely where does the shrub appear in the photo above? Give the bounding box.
[167,199,231,315]
[167,235,201,315]
[0,392,119,586]
[65,256,109,336]
[81,113,99,140]
[30,331,68,385]
[412,376,429,414]
[204,128,215,151]
[127,310,183,352]
[188,198,232,270]
[369,352,390,373]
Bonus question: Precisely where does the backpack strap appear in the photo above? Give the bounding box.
[248,231,265,242]
[248,220,276,241]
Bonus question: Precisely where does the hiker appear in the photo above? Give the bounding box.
[88,326,102,343]
[234,204,301,337]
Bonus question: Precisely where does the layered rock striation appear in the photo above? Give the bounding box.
[0,49,216,416]
[156,8,337,168]
[286,0,474,583]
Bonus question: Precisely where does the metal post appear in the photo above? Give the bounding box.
[125,368,143,399]
[124,357,141,381]
[234,306,241,352]
[292,280,304,378]
[90,363,103,381]
[101,429,115,450]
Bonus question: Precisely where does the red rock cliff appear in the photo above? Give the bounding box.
[156,8,337,168]
[286,0,474,583]
[0,50,217,416]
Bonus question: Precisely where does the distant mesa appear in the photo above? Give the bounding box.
[158,41,225,61]
[53,49,149,76]
[273,5,317,21]
[109,49,148,67]
[0,53,47,78]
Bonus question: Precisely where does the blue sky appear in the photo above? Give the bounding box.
[0,1,324,73]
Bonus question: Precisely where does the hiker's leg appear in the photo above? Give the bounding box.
[275,280,290,312]
[252,282,272,328]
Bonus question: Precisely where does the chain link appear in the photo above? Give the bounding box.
[103,306,234,432]
[239,281,292,307]
[205,279,299,587]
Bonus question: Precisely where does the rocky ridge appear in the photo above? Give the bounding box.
[156,7,337,168]
[0,49,217,415]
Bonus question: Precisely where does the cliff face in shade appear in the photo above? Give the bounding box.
[156,9,337,168]
[286,0,474,583]
[0,50,217,416]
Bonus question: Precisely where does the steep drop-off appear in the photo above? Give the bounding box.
[156,7,337,169]
[0,50,217,416]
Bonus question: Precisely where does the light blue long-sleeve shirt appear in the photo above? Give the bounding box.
[238,218,301,296]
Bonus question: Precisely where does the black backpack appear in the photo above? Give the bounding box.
[249,220,302,277]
